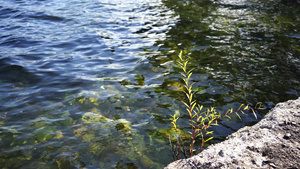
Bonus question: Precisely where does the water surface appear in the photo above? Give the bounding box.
[0,0,299,168]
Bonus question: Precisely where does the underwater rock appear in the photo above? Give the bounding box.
[33,126,58,143]
[54,156,71,169]
[165,97,300,169]
[74,112,132,141]
[81,112,108,124]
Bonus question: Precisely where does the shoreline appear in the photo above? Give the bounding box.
[165,97,300,169]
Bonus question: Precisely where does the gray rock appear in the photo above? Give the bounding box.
[165,97,300,169]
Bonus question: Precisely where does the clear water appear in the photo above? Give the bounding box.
[0,0,299,168]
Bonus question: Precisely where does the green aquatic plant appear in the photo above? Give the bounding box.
[169,51,263,160]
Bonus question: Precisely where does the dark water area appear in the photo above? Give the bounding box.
[0,0,299,168]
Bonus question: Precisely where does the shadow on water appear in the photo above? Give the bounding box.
[144,0,300,161]
[0,57,40,85]
[151,0,300,104]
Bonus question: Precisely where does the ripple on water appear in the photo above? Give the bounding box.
[1,0,299,168]
[0,0,179,168]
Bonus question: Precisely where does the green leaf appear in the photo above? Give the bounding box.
[255,102,263,109]
[190,122,195,128]
[201,125,207,130]
[191,102,196,111]
[225,109,230,115]
[211,122,218,126]
[180,72,186,78]
[197,115,203,122]
[187,68,194,75]
[195,128,202,132]
[182,101,189,108]
[189,93,193,103]
[236,112,242,121]
[198,105,203,111]
[187,72,192,81]
[252,109,257,119]
[238,104,244,110]
[185,93,190,100]
[226,115,231,119]
[184,85,190,92]
[196,133,203,137]
[190,82,196,88]
[191,100,196,105]
[192,120,196,125]
[244,105,249,110]
[177,61,183,66]
[183,79,188,86]
[178,51,183,61]
[187,108,192,116]
[192,113,197,119]
[184,61,188,69]
[206,131,214,135]
[205,137,214,143]
[188,86,193,93]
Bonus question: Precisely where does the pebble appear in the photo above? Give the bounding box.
[218,150,224,157]
[269,163,276,168]
[283,133,291,139]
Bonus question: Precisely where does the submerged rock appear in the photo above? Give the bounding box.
[165,97,300,169]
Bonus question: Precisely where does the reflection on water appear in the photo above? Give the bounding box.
[0,0,299,168]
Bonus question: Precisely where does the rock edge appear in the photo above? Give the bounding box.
[165,97,300,169]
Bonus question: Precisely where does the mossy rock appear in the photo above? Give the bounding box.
[88,140,119,158]
[73,127,96,142]
[114,119,132,133]
[31,117,52,128]
[81,112,108,124]
[53,117,73,126]
[139,154,163,169]
[55,156,71,169]
[33,126,58,143]
[0,150,32,169]
[88,143,106,156]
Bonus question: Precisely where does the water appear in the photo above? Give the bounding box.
[0,0,299,168]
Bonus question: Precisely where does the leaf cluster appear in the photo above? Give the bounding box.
[169,51,264,159]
